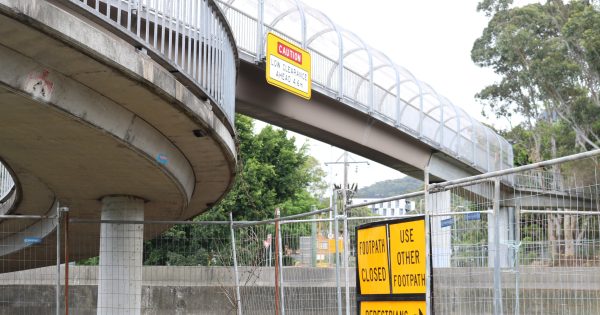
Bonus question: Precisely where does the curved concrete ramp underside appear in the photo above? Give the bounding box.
[0,0,236,271]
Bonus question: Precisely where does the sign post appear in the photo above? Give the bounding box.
[356,216,428,315]
[266,33,312,100]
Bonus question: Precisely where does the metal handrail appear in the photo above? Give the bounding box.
[218,0,514,174]
[63,0,239,129]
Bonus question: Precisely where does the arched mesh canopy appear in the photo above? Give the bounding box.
[219,0,513,172]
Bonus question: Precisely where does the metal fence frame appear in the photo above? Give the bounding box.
[0,149,598,314]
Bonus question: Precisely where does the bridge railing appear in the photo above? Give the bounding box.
[65,0,239,126]
[217,0,513,174]
[0,162,14,203]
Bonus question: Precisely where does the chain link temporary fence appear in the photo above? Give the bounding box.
[0,214,61,315]
[428,152,600,315]
[0,150,598,314]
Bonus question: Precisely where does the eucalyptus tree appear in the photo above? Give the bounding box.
[473,0,600,160]
[473,0,600,262]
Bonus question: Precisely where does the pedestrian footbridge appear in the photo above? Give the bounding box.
[219,0,513,181]
[0,0,514,289]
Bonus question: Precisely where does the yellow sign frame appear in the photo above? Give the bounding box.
[389,219,427,294]
[265,32,312,100]
[359,300,426,315]
[356,225,390,295]
[355,216,428,314]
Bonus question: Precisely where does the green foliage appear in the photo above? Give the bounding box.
[476,0,513,17]
[143,115,327,266]
[76,256,99,265]
[355,177,423,198]
[500,125,532,166]
[473,0,600,162]
[207,115,321,221]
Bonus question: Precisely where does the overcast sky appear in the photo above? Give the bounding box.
[255,0,524,190]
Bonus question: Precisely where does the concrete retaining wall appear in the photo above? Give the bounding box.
[0,266,599,314]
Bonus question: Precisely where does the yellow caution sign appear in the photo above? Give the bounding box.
[357,225,390,294]
[265,33,312,100]
[389,218,426,294]
[360,300,426,315]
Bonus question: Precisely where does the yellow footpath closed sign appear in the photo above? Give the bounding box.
[355,216,427,314]
[265,33,312,100]
[360,300,426,315]
[356,225,390,295]
[389,219,426,294]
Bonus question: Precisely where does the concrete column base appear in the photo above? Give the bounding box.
[429,190,452,267]
[97,196,144,315]
[488,206,511,268]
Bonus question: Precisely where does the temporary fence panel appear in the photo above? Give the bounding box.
[66,220,236,314]
[429,154,600,315]
[0,216,61,315]
[233,222,278,315]
[0,152,598,314]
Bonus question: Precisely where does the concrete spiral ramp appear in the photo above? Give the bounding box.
[0,0,237,271]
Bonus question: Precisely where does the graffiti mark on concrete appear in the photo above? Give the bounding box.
[26,69,54,100]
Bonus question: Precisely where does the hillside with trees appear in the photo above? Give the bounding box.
[355,176,423,198]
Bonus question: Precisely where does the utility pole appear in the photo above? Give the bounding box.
[325,151,369,207]
[325,151,369,315]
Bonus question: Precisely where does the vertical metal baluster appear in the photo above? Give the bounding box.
[161,0,167,54]
[217,27,222,103]
[187,0,193,74]
[127,0,132,32]
[188,0,192,73]
[208,15,213,96]
[136,0,141,37]
[192,0,198,80]
[199,0,204,86]
[213,16,217,97]
[145,0,149,43]
[116,0,122,27]
[181,0,187,70]
[174,0,180,66]
[202,1,208,89]
[153,0,158,49]
[221,27,225,103]
[166,0,172,57]
[206,13,212,96]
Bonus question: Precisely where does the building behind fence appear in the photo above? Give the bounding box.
[0,152,599,314]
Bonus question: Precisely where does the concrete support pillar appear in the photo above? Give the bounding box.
[97,196,144,315]
[428,190,452,267]
[488,206,510,268]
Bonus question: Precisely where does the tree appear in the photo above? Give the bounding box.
[142,115,327,266]
[472,0,600,156]
[473,0,600,263]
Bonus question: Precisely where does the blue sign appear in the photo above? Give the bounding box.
[156,153,169,165]
[24,237,42,245]
[465,212,481,221]
[440,218,454,228]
